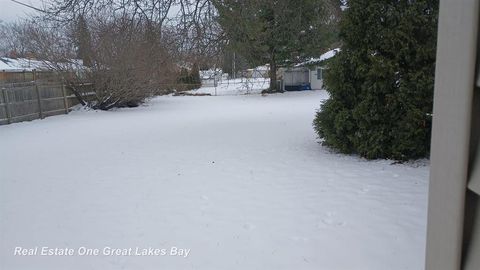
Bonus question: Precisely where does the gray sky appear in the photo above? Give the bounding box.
[0,0,42,22]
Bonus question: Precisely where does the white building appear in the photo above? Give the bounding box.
[278,48,340,91]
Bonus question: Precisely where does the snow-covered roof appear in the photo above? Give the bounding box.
[252,64,269,71]
[0,57,85,72]
[0,58,50,72]
[0,61,11,71]
[245,64,270,73]
[294,48,341,67]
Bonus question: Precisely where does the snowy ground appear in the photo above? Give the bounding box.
[0,89,429,270]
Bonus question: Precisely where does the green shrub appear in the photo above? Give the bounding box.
[313,0,438,160]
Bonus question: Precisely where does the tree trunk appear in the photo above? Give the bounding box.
[66,81,87,106]
[269,56,277,92]
[58,72,87,106]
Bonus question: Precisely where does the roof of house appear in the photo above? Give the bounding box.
[294,48,341,67]
[0,58,50,72]
[0,57,85,72]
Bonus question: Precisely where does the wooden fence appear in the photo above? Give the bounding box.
[0,81,88,125]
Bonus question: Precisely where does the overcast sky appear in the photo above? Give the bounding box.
[0,0,43,22]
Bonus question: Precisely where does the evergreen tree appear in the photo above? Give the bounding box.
[213,0,340,92]
[177,63,201,90]
[190,63,201,88]
[74,15,93,67]
[313,0,438,160]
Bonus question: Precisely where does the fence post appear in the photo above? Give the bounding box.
[62,84,68,114]
[2,87,11,124]
[214,74,218,96]
[35,82,43,119]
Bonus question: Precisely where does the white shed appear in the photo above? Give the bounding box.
[278,48,340,91]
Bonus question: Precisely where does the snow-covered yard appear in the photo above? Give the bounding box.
[0,90,428,270]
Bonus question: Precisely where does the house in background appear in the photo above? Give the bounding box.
[0,58,49,82]
[0,57,85,83]
[278,48,340,91]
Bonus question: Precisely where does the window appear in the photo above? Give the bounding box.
[317,68,323,80]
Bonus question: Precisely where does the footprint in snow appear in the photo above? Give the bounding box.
[321,218,346,226]
[358,186,370,194]
[319,212,346,227]
[291,236,309,242]
[243,223,255,231]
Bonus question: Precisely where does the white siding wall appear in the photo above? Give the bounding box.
[283,68,309,86]
[310,67,324,90]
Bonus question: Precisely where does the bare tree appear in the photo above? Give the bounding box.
[3,0,229,109]
[86,15,178,109]
[0,20,39,57]
[2,15,178,109]
[42,0,225,68]
[171,0,224,67]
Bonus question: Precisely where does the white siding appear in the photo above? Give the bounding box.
[310,67,324,90]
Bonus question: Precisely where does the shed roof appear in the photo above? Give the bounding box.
[294,48,341,67]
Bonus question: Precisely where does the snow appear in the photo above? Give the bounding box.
[0,57,85,72]
[0,59,12,71]
[0,88,429,270]
[295,48,341,67]
[0,58,48,71]
[199,68,222,80]
[251,64,270,71]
